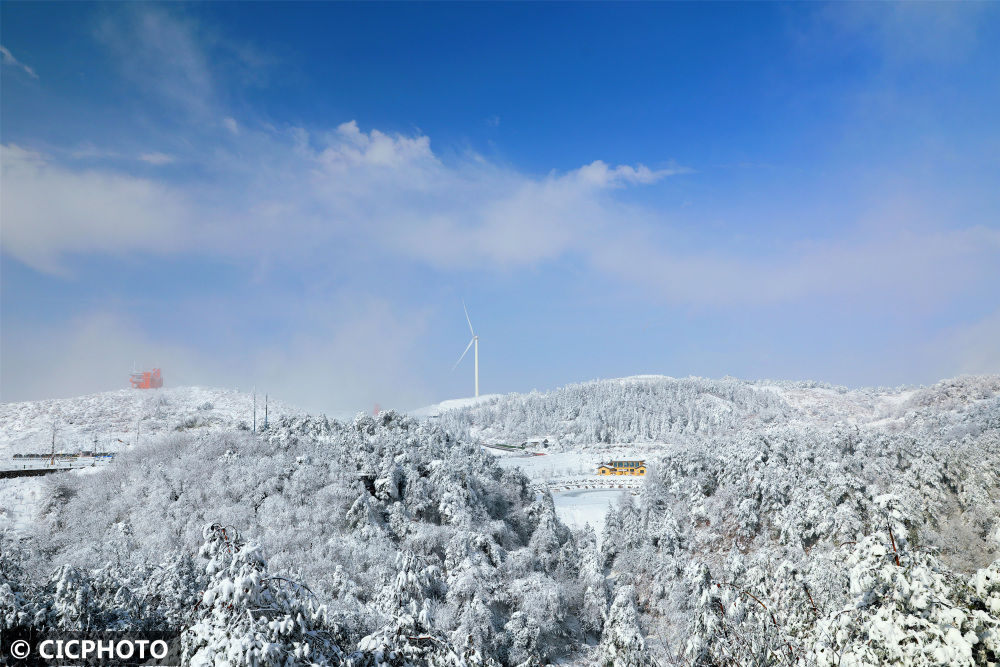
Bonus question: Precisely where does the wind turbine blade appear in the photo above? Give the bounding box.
[452,338,475,370]
[463,301,475,336]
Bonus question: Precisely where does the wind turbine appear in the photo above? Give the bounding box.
[453,302,479,397]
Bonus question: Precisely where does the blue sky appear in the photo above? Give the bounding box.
[2,2,999,412]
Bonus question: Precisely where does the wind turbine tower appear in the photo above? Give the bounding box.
[454,302,480,397]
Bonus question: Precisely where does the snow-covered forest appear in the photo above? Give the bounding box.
[2,375,999,665]
[435,375,1000,447]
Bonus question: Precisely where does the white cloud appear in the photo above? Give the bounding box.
[94,7,214,115]
[31,7,700,280]
[139,152,175,165]
[820,2,989,64]
[572,159,690,187]
[0,45,38,79]
[5,119,998,313]
[1,144,188,273]
[68,145,122,160]
[320,121,436,169]
[4,8,996,312]
[295,124,678,268]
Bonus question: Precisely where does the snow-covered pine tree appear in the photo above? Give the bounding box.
[144,552,204,631]
[599,583,650,667]
[442,533,501,657]
[577,526,608,640]
[89,563,144,630]
[38,565,98,630]
[354,551,494,667]
[182,523,342,666]
[808,532,1000,666]
[0,536,35,630]
[525,492,572,574]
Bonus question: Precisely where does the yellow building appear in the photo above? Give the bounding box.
[597,460,646,476]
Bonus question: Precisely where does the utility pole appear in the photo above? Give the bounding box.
[253,386,257,434]
[50,424,56,466]
[136,420,141,448]
[264,393,268,430]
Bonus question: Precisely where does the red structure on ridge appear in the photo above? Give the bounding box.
[129,368,163,389]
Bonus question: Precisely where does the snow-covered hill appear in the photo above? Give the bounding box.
[0,386,303,457]
[429,374,1000,447]
[0,387,303,533]
[2,375,999,666]
[408,393,502,418]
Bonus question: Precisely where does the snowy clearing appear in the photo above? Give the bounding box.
[551,488,630,536]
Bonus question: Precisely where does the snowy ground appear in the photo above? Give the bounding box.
[408,394,502,418]
[0,464,114,532]
[497,448,654,535]
[0,476,44,532]
[496,449,654,480]
[551,488,630,536]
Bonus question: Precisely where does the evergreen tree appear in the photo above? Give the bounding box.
[599,584,649,667]
[182,524,342,667]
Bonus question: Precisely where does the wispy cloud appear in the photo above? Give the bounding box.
[93,7,214,116]
[4,112,998,311]
[1,144,187,274]
[0,115,694,276]
[139,152,175,166]
[1,45,38,79]
[91,6,278,119]
[818,2,989,65]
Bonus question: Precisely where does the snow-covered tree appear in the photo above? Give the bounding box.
[182,523,342,666]
[0,536,35,630]
[600,583,650,667]
[144,552,204,630]
[809,533,1000,666]
[577,527,608,639]
[37,565,98,630]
